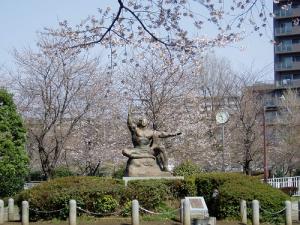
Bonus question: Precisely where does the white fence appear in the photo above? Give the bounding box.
[266,176,300,196]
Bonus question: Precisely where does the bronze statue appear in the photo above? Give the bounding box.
[122,105,181,176]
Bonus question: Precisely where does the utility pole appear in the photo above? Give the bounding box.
[263,106,268,182]
[216,110,229,172]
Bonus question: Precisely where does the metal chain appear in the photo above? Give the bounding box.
[29,208,65,214]
[139,206,180,215]
[259,206,286,215]
[77,206,120,216]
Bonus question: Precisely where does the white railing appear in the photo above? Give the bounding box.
[24,181,42,190]
[266,176,300,196]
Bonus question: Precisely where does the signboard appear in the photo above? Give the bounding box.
[185,197,209,219]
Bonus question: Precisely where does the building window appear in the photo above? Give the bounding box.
[274,4,292,17]
[292,3,300,9]
[276,39,292,52]
[276,56,293,69]
[292,39,300,44]
[293,56,300,62]
[276,22,292,34]
[293,74,300,80]
[282,74,292,80]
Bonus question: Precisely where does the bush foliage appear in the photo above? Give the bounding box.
[194,173,289,222]
[173,160,201,176]
[17,176,125,220]
[17,173,289,222]
[0,89,28,197]
[52,166,75,179]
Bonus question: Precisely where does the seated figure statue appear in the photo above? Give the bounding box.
[122,105,181,177]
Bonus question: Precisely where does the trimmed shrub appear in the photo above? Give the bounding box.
[194,173,289,222]
[93,195,118,213]
[173,161,201,177]
[113,165,126,179]
[52,166,75,178]
[126,180,171,209]
[16,173,288,223]
[16,176,125,220]
[166,177,196,198]
[125,178,196,210]
[0,89,29,197]
[280,187,298,196]
[17,176,195,220]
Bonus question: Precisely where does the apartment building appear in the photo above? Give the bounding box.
[252,1,300,113]
[246,1,300,176]
[274,0,300,87]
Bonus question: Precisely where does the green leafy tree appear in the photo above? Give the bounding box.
[0,89,28,196]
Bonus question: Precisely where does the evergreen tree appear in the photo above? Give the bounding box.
[0,89,28,196]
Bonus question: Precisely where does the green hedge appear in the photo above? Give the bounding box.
[173,161,201,176]
[194,173,289,222]
[16,176,125,220]
[16,173,289,223]
[125,178,197,210]
[16,176,193,220]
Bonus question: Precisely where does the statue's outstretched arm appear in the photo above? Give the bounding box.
[156,130,182,138]
[127,105,136,131]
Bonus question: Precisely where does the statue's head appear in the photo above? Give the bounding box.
[137,118,148,128]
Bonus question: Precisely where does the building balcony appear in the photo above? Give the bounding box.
[275,78,300,88]
[275,26,300,36]
[274,7,300,19]
[275,43,300,54]
[275,61,300,71]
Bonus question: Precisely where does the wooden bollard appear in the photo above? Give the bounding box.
[8,198,14,221]
[183,198,191,225]
[22,201,29,225]
[0,200,4,224]
[285,200,292,225]
[132,200,139,225]
[252,200,259,225]
[69,200,76,225]
[240,200,247,224]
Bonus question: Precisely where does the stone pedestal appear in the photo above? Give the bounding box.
[125,157,171,177]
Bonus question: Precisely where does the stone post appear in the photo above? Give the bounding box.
[0,200,4,224]
[180,199,184,223]
[8,198,14,221]
[298,201,300,221]
[69,200,76,225]
[132,200,139,225]
[240,200,247,224]
[22,201,29,225]
[252,200,259,225]
[285,200,292,225]
[183,198,191,225]
[298,179,300,196]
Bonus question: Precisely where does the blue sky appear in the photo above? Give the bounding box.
[0,0,274,80]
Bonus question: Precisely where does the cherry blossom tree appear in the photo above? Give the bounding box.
[65,91,129,175]
[270,89,300,176]
[42,0,279,62]
[173,54,238,170]
[228,78,264,175]
[12,39,107,179]
[119,48,194,129]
